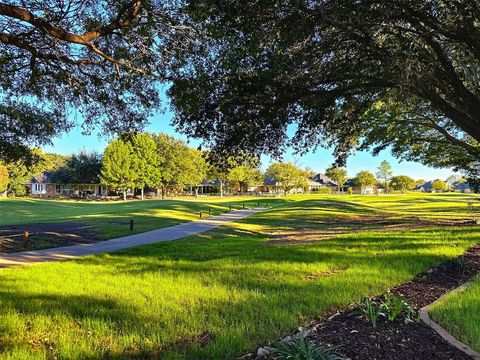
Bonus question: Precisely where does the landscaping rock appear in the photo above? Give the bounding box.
[256,347,270,358]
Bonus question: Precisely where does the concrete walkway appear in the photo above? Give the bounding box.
[0,208,265,268]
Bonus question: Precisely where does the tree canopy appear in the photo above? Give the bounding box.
[131,133,160,200]
[0,0,199,161]
[354,171,377,190]
[100,138,138,201]
[0,163,9,194]
[431,179,448,192]
[169,0,480,176]
[266,162,309,195]
[325,167,347,192]
[390,175,416,193]
[376,160,393,192]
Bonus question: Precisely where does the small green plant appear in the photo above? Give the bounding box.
[346,187,353,195]
[358,298,383,327]
[380,292,418,323]
[380,292,410,321]
[358,294,417,327]
[272,334,346,360]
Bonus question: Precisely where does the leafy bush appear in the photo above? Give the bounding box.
[346,187,353,195]
[272,334,346,360]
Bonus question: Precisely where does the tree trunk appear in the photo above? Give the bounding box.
[161,186,166,199]
[123,189,127,202]
[220,180,224,197]
[141,187,144,200]
[195,186,199,198]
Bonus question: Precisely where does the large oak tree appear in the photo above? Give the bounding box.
[169,0,480,176]
[0,0,198,161]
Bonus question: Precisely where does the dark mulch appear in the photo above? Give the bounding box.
[0,222,100,253]
[308,244,480,360]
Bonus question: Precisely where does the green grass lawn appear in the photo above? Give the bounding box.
[0,193,478,359]
[429,275,480,352]
[0,196,288,240]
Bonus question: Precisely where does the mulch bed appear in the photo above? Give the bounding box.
[309,243,480,360]
[244,243,480,360]
[0,222,100,253]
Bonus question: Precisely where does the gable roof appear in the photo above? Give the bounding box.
[452,181,470,191]
[24,171,56,184]
[310,173,337,187]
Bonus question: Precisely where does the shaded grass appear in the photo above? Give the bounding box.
[0,193,478,358]
[429,275,480,352]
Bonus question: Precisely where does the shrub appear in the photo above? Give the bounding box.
[317,187,332,194]
[272,334,346,360]
[346,187,353,195]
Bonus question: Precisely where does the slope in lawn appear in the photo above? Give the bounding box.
[0,194,478,359]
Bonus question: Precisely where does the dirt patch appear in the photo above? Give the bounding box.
[266,216,472,245]
[0,223,100,253]
[303,267,348,280]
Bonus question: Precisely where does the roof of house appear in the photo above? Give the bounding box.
[310,173,337,187]
[452,181,470,191]
[23,171,56,184]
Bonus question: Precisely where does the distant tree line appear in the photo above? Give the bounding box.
[1,142,465,199]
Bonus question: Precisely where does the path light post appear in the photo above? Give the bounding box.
[23,231,29,248]
[229,204,232,211]
[130,219,134,231]
[243,203,245,209]
[199,211,202,218]
[208,209,211,216]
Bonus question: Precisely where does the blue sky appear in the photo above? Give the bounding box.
[43,96,454,181]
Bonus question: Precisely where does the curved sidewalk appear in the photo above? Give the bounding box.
[0,208,264,268]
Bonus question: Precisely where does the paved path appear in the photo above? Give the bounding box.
[0,208,265,268]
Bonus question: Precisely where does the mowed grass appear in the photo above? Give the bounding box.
[0,197,288,239]
[0,193,478,359]
[429,275,480,352]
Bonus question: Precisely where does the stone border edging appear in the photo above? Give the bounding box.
[419,281,480,360]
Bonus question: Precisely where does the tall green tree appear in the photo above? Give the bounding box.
[0,163,9,196]
[390,175,416,194]
[132,133,160,200]
[376,160,393,193]
[431,179,448,192]
[227,165,262,193]
[100,139,138,201]
[152,133,193,199]
[266,163,309,195]
[185,148,208,197]
[325,167,347,193]
[54,152,102,184]
[5,161,30,196]
[354,171,377,194]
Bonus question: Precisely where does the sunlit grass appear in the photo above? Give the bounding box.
[429,275,480,352]
[0,193,478,359]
